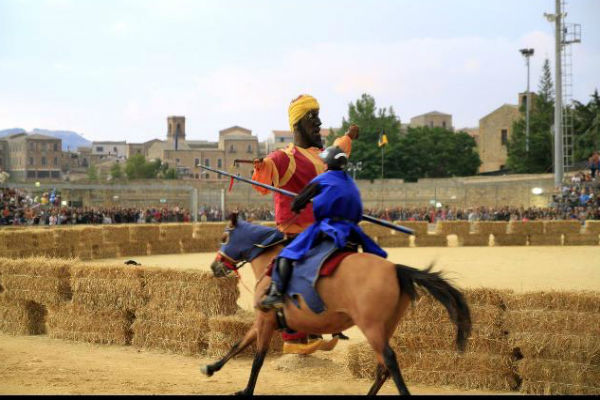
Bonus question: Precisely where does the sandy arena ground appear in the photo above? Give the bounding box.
[1,246,599,395]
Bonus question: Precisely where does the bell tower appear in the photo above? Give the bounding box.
[167,116,186,150]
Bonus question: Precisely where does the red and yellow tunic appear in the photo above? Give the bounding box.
[252,137,352,235]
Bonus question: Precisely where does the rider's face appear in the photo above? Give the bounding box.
[297,109,322,148]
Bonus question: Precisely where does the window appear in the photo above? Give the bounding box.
[38,171,49,178]
[51,171,60,178]
[501,129,508,146]
[53,143,58,151]
[27,171,36,178]
[29,157,34,166]
[229,144,236,153]
[113,147,118,153]
[42,143,47,151]
[29,142,35,151]
[194,158,199,167]
[96,146,104,152]
[204,158,210,167]
[176,158,180,163]
[429,121,434,128]
[41,156,47,166]
[442,121,446,128]
[53,157,58,166]
[217,159,222,168]
[247,144,252,153]
[278,137,285,143]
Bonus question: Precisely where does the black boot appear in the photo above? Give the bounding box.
[259,257,293,310]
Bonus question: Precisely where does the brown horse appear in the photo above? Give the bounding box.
[201,214,472,395]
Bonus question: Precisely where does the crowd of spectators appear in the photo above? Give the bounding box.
[2,173,599,226]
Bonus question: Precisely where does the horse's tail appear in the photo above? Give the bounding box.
[395,263,472,352]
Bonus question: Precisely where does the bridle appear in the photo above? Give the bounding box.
[215,251,248,271]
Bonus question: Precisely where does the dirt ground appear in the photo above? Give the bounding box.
[1,246,598,395]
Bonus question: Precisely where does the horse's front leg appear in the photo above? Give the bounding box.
[201,323,258,377]
[234,313,276,396]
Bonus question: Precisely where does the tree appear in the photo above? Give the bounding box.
[164,167,178,179]
[328,94,402,179]
[110,162,123,179]
[125,154,162,179]
[395,127,481,182]
[507,58,554,173]
[573,89,600,161]
[87,164,98,182]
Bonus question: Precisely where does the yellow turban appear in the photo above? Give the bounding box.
[288,94,319,131]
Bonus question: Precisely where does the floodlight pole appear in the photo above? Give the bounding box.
[520,48,534,153]
[554,0,563,187]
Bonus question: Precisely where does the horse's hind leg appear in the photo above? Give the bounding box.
[367,363,390,395]
[201,323,257,377]
[383,344,410,395]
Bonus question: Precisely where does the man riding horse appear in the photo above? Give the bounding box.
[252,94,357,353]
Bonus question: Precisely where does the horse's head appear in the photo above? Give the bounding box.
[210,212,283,278]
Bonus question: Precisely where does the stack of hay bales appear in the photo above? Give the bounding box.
[507,291,600,395]
[359,221,394,245]
[98,225,131,258]
[0,257,72,335]
[373,221,414,247]
[346,288,519,391]
[207,310,283,357]
[124,225,155,256]
[503,221,541,246]
[47,263,144,345]
[564,220,599,246]
[470,222,506,246]
[0,229,57,258]
[185,222,229,253]
[131,267,239,355]
[148,223,192,255]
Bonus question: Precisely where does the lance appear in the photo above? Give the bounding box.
[199,164,414,235]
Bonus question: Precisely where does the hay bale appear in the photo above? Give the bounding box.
[527,234,562,246]
[492,234,527,246]
[143,267,239,316]
[461,234,490,246]
[517,358,600,395]
[377,235,410,247]
[118,241,148,257]
[472,222,508,236]
[509,332,600,364]
[359,221,393,240]
[102,225,131,245]
[583,221,600,235]
[0,229,57,257]
[506,310,600,335]
[181,238,207,253]
[0,296,47,335]
[159,223,194,241]
[129,224,160,242]
[520,380,600,395]
[207,311,282,357]
[393,333,511,355]
[70,263,145,310]
[91,244,120,259]
[414,234,447,247]
[544,221,582,234]
[193,222,229,241]
[0,257,73,306]
[393,221,428,236]
[507,291,600,313]
[563,233,599,246]
[402,367,519,392]
[345,341,378,379]
[435,221,471,237]
[131,305,209,355]
[404,303,505,328]
[47,303,133,345]
[148,240,182,255]
[508,221,544,235]
[397,320,506,341]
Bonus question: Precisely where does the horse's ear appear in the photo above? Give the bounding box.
[230,212,239,227]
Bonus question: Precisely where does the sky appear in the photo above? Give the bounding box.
[1,0,599,143]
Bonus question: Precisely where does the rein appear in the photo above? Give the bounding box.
[215,252,254,295]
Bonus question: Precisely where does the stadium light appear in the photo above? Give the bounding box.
[531,187,543,195]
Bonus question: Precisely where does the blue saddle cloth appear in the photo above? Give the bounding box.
[279,239,340,314]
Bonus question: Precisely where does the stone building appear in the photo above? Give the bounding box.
[126,139,162,158]
[477,104,520,173]
[91,141,127,160]
[265,128,337,154]
[410,111,453,130]
[147,117,260,181]
[3,133,62,180]
[0,139,7,172]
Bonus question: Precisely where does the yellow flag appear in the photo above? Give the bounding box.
[378,131,388,147]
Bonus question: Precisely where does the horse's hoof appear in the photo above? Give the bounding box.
[233,390,248,396]
[199,365,214,377]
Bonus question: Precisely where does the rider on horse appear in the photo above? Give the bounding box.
[252,95,357,349]
[259,145,388,310]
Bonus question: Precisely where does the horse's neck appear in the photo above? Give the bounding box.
[250,245,283,280]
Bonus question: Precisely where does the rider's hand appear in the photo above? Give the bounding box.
[347,124,359,140]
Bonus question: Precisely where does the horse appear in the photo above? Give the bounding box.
[201,213,472,395]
